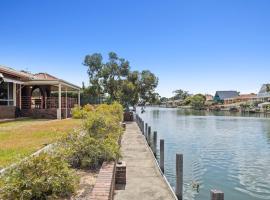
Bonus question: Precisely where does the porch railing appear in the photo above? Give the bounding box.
[21,96,78,109]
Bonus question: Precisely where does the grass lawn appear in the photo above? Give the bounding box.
[0,118,82,168]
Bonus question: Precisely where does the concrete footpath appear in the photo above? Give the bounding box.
[114,122,176,200]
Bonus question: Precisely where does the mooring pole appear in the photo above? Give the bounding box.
[153,131,157,157]
[210,190,224,200]
[145,123,148,137]
[142,121,144,135]
[148,126,151,145]
[176,154,183,200]
[160,139,164,173]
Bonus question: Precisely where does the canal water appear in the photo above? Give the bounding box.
[138,107,270,200]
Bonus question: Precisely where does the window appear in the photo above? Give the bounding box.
[0,82,14,106]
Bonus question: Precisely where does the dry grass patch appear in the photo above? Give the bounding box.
[0,118,81,168]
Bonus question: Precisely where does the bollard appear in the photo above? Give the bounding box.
[148,126,151,145]
[175,154,183,200]
[153,131,157,157]
[210,190,224,200]
[160,139,164,173]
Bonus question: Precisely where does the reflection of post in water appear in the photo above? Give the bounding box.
[153,110,160,119]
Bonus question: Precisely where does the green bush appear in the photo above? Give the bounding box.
[57,103,123,169]
[71,105,85,119]
[82,104,95,112]
[83,111,122,140]
[0,153,78,200]
[56,132,121,169]
[95,102,123,122]
[56,131,103,168]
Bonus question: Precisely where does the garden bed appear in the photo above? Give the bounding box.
[63,168,99,200]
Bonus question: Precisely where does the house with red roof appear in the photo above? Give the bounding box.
[0,65,80,119]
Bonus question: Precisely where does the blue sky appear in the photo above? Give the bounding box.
[0,0,270,97]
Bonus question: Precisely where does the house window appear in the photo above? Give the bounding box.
[0,82,14,106]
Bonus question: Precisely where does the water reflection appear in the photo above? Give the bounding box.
[139,107,270,200]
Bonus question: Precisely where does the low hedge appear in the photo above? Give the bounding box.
[0,102,123,200]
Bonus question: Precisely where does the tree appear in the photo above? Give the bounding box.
[139,70,159,104]
[160,97,168,103]
[101,52,130,101]
[82,82,85,90]
[83,52,130,102]
[190,94,206,110]
[83,52,158,107]
[172,89,190,100]
[119,80,138,108]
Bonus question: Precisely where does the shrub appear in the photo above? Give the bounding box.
[56,132,121,169]
[95,102,123,122]
[71,104,95,119]
[0,153,78,200]
[83,111,122,140]
[71,105,85,119]
[57,133,103,169]
[82,104,95,112]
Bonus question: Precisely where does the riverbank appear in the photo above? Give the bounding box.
[114,122,176,200]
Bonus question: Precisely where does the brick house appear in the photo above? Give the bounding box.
[0,65,80,119]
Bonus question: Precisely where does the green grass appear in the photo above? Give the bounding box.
[0,118,81,168]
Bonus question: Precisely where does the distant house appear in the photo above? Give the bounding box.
[257,84,270,98]
[0,65,80,119]
[205,94,213,101]
[213,91,239,103]
[224,93,257,104]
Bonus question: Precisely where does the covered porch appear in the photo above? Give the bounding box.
[21,80,80,119]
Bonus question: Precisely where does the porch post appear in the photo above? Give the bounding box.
[13,83,16,106]
[58,83,62,120]
[19,84,22,109]
[78,89,80,107]
[65,88,68,118]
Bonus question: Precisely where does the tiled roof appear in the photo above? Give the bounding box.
[33,73,58,80]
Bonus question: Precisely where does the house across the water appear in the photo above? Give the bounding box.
[257,84,270,101]
[224,93,257,104]
[0,65,80,119]
[213,91,239,103]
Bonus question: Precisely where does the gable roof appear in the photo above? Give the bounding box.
[215,91,239,100]
[33,73,58,80]
[0,65,80,90]
[258,84,270,98]
[0,65,32,80]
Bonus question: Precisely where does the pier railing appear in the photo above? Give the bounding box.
[135,114,224,200]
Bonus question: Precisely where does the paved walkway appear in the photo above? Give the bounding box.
[114,122,176,200]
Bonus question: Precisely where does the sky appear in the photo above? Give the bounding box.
[0,0,270,97]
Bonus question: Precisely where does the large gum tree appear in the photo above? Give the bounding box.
[83,52,159,107]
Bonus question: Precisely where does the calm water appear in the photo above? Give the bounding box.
[138,107,270,200]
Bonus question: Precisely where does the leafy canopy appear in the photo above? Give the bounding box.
[83,52,159,106]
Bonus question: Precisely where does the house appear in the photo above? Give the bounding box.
[0,65,80,119]
[205,94,213,101]
[213,91,239,103]
[224,93,257,104]
[257,84,270,102]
